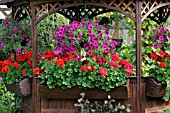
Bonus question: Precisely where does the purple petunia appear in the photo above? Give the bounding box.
[152,29,156,33]
[4,19,10,24]
[154,33,158,37]
[0,41,5,47]
[21,37,25,41]
[10,34,14,38]
[26,25,30,29]
[94,20,99,26]
[168,34,170,39]
[51,35,56,39]
[81,22,86,28]
[17,48,22,53]
[78,32,83,38]
[28,40,31,45]
[153,42,159,49]
[98,32,102,38]
[87,50,92,56]
[13,27,18,34]
[98,26,102,31]
[159,35,164,42]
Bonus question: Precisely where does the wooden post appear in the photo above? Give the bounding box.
[30,1,41,113]
[136,0,142,113]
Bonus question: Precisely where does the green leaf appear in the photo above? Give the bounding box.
[165,47,170,55]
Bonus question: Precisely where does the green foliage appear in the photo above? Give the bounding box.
[160,109,170,113]
[75,92,131,113]
[163,77,170,101]
[40,60,128,91]
[0,82,21,113]
[37,12,69,52]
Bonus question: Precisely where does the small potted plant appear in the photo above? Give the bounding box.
[142,21,170,100]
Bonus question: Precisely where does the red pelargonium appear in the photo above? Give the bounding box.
[158,62,166,68]
[21,69,26,75]
[44,50,55,60]
[1,66,10,72]
[33,67,44,75]
[80,66,88,71]
[99,68,107,78]
[111,53,120,61]
[109,61,120,68]
[16,54,26,62]
[12,62,20,68]
[150,53,158,61]
[55,58,65,68]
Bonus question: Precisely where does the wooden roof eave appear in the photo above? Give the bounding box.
[0,0,29,7]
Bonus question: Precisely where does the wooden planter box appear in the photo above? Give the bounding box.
[5,78,32,96]
[145,78,166,98]
[38,80,130,100]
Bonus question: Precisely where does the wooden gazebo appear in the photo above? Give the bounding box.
[0,0,170,113]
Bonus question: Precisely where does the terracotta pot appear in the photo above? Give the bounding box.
[5,78,32,96]
[145,78,166,98]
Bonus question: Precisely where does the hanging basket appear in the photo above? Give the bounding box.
[145,78,166,98]
[5,78,32,96]
[113,39,123,48]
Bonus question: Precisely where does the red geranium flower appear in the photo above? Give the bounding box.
[21,70,26,75]
[44,50,54,60]
[158,62,166,68]
[55,58,64,68]
[33,67,41,75]
[16,54,26,62]
[109,61,120,68]
[12,62,20,68]
[99,68,107,78]
[80,66,88,71]
[1,66,10,72]
[150,53,158,61]
[111,54,120,61]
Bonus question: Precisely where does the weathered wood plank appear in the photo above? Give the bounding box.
[38,85,129,99]
[41,109,78,113]
[145,105,170,113]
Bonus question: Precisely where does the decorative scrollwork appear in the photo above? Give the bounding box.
[13,5,31,21]
[34,0,136,23]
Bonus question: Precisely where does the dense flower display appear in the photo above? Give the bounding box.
[31,19,135,90]
[33,47,134,90]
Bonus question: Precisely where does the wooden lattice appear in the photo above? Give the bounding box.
[148,6,170,25]
[141,0,170,22]
[34,0,136,22]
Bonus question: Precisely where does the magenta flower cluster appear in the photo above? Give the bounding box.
[0,19,32,55]
[151,26,170,49]
[51,20,118,55]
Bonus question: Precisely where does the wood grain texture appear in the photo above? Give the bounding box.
[38,85,129,100]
